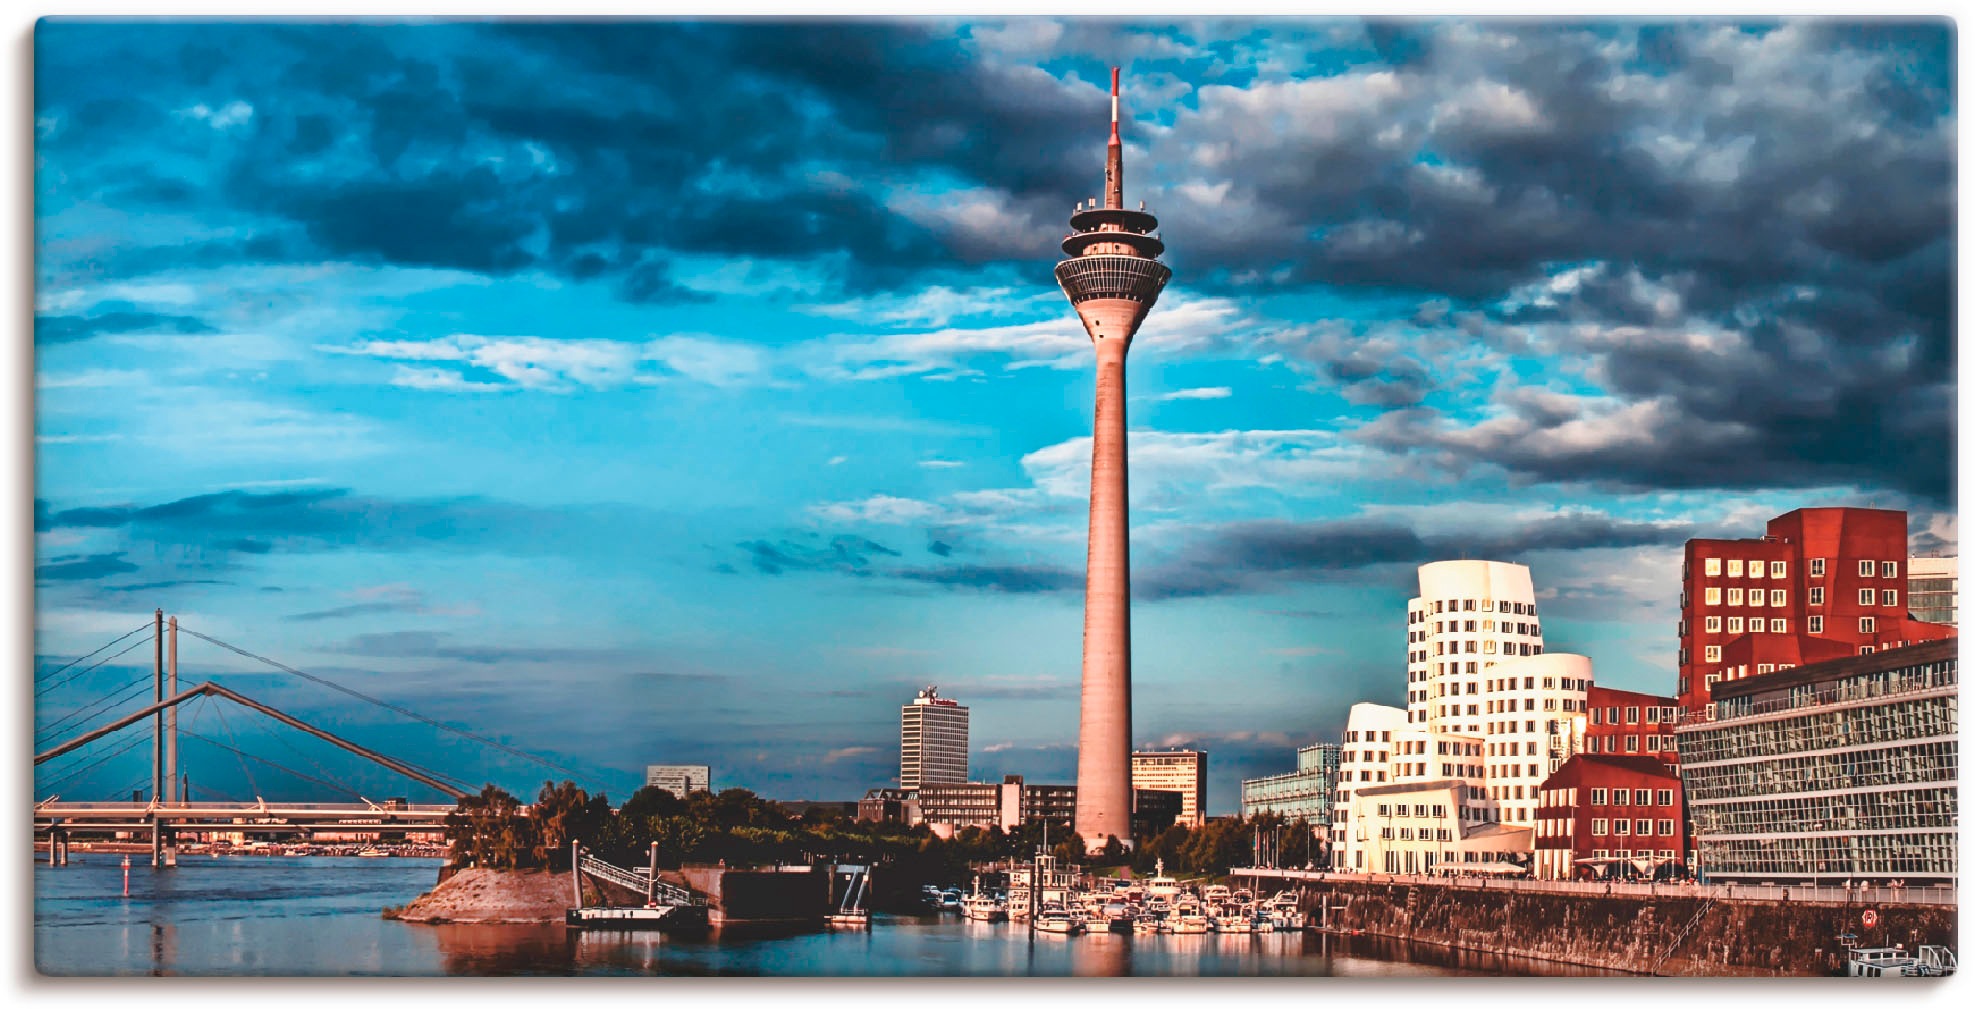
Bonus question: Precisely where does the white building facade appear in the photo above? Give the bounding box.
[644,764,711,797]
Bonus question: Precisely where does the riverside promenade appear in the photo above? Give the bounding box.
[1232,868,1957,907]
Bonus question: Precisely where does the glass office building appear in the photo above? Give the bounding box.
[1675,638,1956,884]
[1240,742,1339,821]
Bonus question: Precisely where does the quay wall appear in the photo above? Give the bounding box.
[680,865,830,926]
[1307,878,1956,976]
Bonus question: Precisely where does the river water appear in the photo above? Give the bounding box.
[35,855,1618,977]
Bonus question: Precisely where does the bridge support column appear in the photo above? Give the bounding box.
[162,826,177,868]
[572,842,584,910]
[150,819,161,868]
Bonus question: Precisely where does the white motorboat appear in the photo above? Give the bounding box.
[1169,908,1210,934]
[1033,905,1084,934]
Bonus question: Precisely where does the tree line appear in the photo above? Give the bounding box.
[444,780,1318,906]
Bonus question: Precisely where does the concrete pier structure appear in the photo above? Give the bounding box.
[1055,68,1172,851]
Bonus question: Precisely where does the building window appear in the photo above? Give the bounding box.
[1770,561,1786,578]
[1635,789,1651,805]
[1859,559,1875,577]
[1614,819,1630,836]
[1728,617,1743,634]
[1860,616,1875,634]
[1625,735,1639,753]
[1727,559,1743,578]
[1705,587,1721,605]
[1859,588,1875,605]
[1728,587,1744,606]
[1704,557,1721,577]
[1704,645,1721,662]
[1656,789,1673,806]
[1811,558,1826,577]
[1882,560,1898,578]
[1658,819,1674,836]
[1636,819,1653,835]
[1771,619,1787,633]
[1883,589,1898,607]
[1810,586,1825,605]
[1591,818,1607,836]
[1770,589,1785,607]
[1706,616,1722,632]
[1809,616,1824,634]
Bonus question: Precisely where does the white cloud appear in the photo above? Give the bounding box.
[805,286,1053,328]
[327,333,771,391]
[178,100,254,129]
[1154,386,1232,402]
[918,459,965,470]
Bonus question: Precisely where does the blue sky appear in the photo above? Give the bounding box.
[32,19,1954,814]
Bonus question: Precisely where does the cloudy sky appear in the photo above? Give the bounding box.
[32,18,1954,813]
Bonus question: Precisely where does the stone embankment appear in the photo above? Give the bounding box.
[1309,878,1957,976]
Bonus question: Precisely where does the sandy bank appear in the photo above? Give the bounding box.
[393,867,576,924]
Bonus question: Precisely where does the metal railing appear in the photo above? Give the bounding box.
[1230,868,1957,906]
[578,853,704,907]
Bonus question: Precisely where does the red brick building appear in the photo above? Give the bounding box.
[1533,754,1685,880]
[1582,685,1678,766]
[1677,507,1955,714]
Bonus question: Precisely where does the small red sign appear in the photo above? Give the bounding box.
[1862,909,1879,928]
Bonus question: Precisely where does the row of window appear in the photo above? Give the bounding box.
[1587,787,1675,807]
[1373,802,1449,818]
[1427,639,1544,657]
[1586,818,1676,836]
[1697,557,1900,580]
[1689,787,1956,838]
[1680,740,1957,802]
[1588,733,1676,755]
[1696,831,1955,879]
[1676,694,1955,768]
[1589,704,1677,726]
[1413,619,1540,640]
[1414,599,1538,618]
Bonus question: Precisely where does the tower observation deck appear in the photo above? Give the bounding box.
[1056,67,1171,852]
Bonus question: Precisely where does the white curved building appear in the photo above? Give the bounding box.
[1479,651,1591,827]
[1407,560,1544,737]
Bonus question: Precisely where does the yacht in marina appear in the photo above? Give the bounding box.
[1034,904,1085,934]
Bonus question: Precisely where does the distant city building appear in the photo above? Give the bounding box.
[1582,686,1680,767]
[1533,755,1685,881]
[1132,788,1183,835]
[1240,742,1339,821]
[644,764,710,797]
[906,775,1078,834]
[1676,638,1957,885]
[1130,750,1208,827]
[900,686,969,790]
[856,788,911,824]
[1678,507,1956,715]
[1908,555,1958,625]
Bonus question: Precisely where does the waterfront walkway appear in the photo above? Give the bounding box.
[1230,868,1956,906]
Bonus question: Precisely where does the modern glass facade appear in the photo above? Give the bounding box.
[900,686,969,791]
[1240,743,1338,821]
[1675,639,1957,883]
[1909,555,1957,625]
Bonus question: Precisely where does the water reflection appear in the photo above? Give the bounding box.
[37,856,1619,977]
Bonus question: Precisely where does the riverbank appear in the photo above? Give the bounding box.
[1308,877,1957,976]
[393,867,577,924]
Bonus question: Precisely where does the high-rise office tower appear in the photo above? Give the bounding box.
[900,686,969,790]
[1055,67,1172,852]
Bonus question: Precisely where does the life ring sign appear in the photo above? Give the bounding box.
[1862,909,1879,928]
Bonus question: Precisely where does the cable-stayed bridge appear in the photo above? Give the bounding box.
[34,610,595,866]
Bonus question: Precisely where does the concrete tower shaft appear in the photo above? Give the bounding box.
[1054,67,1172,852]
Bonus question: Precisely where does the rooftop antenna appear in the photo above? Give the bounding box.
[1105,66,1124,210]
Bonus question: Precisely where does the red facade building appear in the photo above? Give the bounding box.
[1677,507,1955,714]
[1582,685,1678,766]
[1534,754,1686,880]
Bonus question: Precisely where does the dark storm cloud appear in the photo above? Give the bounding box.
[35,552,141,582]
[893,562,1082,594]
[34,309,214,345]
[1137,511,1693,600]
[34,488,677,579]
[740,534,901,576]
[34,20,1953,503]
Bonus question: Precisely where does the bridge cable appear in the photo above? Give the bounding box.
[179,626,596,786]
[34,622,153,697]
[178,729,367,801]
[35,673,155,746]
[34,634,153,704]
[209,702,261,800]
[36,731,151,800]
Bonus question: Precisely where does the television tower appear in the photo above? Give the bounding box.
[1054,67,1170,852]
